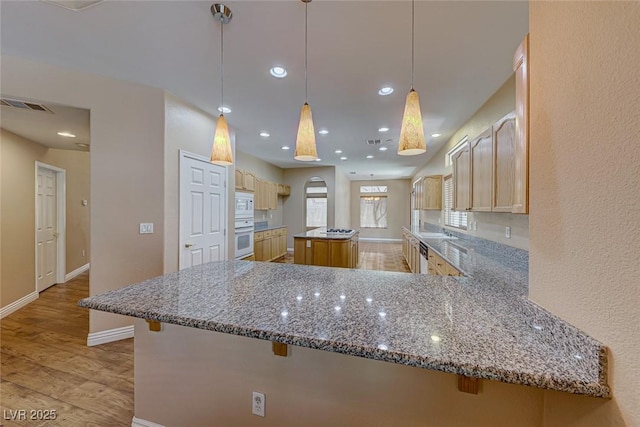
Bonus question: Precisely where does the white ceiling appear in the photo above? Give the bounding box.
[0,0,528,180]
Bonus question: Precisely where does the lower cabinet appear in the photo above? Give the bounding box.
[402,232,420,273]
[254,228,287,262]
[294,237,359,269]
[427,250,461,277]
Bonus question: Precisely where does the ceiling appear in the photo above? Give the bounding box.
[0,1,528,180]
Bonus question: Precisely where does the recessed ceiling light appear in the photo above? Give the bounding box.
[270,66,288,78]
[378,127,390,133]
[379,147,388,151]
[259,131,270,138]
[366,155,374,159]
[75,143,89,148]
[431,133,442,138]
[334,149,343,154]
[340,156,347,161]
[318,129,329,135]
[218,106,231,114]
[57,131,76,138]
[281,146,290,150]
[378,86,394,96]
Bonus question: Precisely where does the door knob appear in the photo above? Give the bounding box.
[185,243,193,248]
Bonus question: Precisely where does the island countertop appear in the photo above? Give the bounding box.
[293,227,359,240]
[79,259,609,398]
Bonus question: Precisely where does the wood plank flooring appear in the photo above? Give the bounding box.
[1,244,408,426]
[0,273,134,426]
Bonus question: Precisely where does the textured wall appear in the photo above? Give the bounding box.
[334,170,351,229]
[529,2,640,425]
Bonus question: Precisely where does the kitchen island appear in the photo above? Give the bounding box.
[79,258,609,426]
[293,227,359,268]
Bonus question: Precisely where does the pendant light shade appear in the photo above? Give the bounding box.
[294,103,318,161]
[398,89,426,155]
[294,0,318,161]
[210,3,234,166]
[210,114,233,165]
[398,0,426,156]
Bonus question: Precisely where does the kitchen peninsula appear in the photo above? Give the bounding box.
[79,255,609,426]
[293,227,359,268]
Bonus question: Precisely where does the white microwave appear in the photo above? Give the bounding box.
[235,192,254,219]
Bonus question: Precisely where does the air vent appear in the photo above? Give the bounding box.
[0,98,54,114]
[366,139,381,145]
[349,172,356,175]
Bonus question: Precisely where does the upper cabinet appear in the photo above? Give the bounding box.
[254,178,289,210]
[452,144,471,212]
[235,169,256,192]
[414,175,442,210]
[493,113,516,212]
[513,33,530,214]
[469,128,493,212]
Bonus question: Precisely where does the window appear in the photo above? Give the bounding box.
[360,196,387,228]
[444,175,467,229]
[306,184,327,228]
[360,185,388,193]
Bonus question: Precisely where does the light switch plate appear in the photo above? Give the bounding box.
[140,223,154,234]
[505,226,511,238]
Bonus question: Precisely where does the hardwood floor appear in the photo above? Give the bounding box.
[0,273,134,426]
[276,242,411,273]
[0,244,408,426]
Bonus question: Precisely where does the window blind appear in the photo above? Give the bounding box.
[444,176,467,229]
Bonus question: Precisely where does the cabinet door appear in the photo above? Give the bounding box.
[263,236,272,261]
[311,240,330,266]
[513,34,529,214]
[277,184,285,195]
[269,182,278,210]
[243,172,256,192]
[452,144,471,212]
[470,129,493,212]
[329,240,350,268]
[235,169,244,190]
[415,178,423,210]
[254,238,264,261]
[280,234,287,257]
[493,113,516,212]
[283,185,291,196]
[294,239,307,264]
[424,175,442,210]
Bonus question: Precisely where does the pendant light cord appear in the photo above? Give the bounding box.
[305,0,308,103]
[220,17,224,111]
[411,0,415,90]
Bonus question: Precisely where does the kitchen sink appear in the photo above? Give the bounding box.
[418,232,458,240]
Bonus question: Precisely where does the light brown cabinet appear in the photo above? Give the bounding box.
[414,175,442,210]
[452,144,471,212]
[294,235,359,269]
[277,184,291,196]
[254,179,285,210]
[254,227,287,262]
[427,250,461,277]
[493,113,516,212]
[401,232,420,273]
[513,33,530,214]
[470,128,493,212]
[235,169,256,192]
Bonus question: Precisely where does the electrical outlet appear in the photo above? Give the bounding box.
[82,249,86,257]
[505,226,511,239]
[252,391,265,417]
[139,223,154,234]
[306,240,311,248]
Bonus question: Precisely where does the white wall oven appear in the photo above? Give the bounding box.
[234,192,255,259]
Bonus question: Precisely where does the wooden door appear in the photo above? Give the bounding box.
[470,129,493,211]
[235,169,244,190]
[452,144,470,212]
[243,172,256,192]
[36,167,57,291]
[513,34,529,214]
[180,154,226,269]
[311,240,330,266]
[493,113,516,212]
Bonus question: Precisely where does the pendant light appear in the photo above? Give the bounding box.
[210,4,234,165]
[294,0,318,161]
[398,0,426,156]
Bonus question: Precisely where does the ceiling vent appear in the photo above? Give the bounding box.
[1,98,54,114]
[42,0,104,11]
[366,139,381,145]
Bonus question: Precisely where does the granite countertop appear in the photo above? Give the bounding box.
[293,227,359,240]
[79,257,610,397]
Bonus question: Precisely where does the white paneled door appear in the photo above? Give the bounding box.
[179,152,227,270]
[36,167,57,291]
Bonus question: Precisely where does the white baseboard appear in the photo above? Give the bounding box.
[359,238,402,243]
[0,291,38,319]
[287,247,294,252]
[65,263,90,282]
[87,325,134,346]
[132,417,165,427]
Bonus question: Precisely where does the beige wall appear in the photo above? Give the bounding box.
[413,74,529,250]
[1,56,166,333]
[334,170,351,229]
[283,166,336,248]
[163,93,235,274]
[350,179,410,240]
[529,2,640,425]
[236,150,285,227]
[1,129,90,307]
[135,320,546,427]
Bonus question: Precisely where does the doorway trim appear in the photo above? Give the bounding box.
[35,161,67,290]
